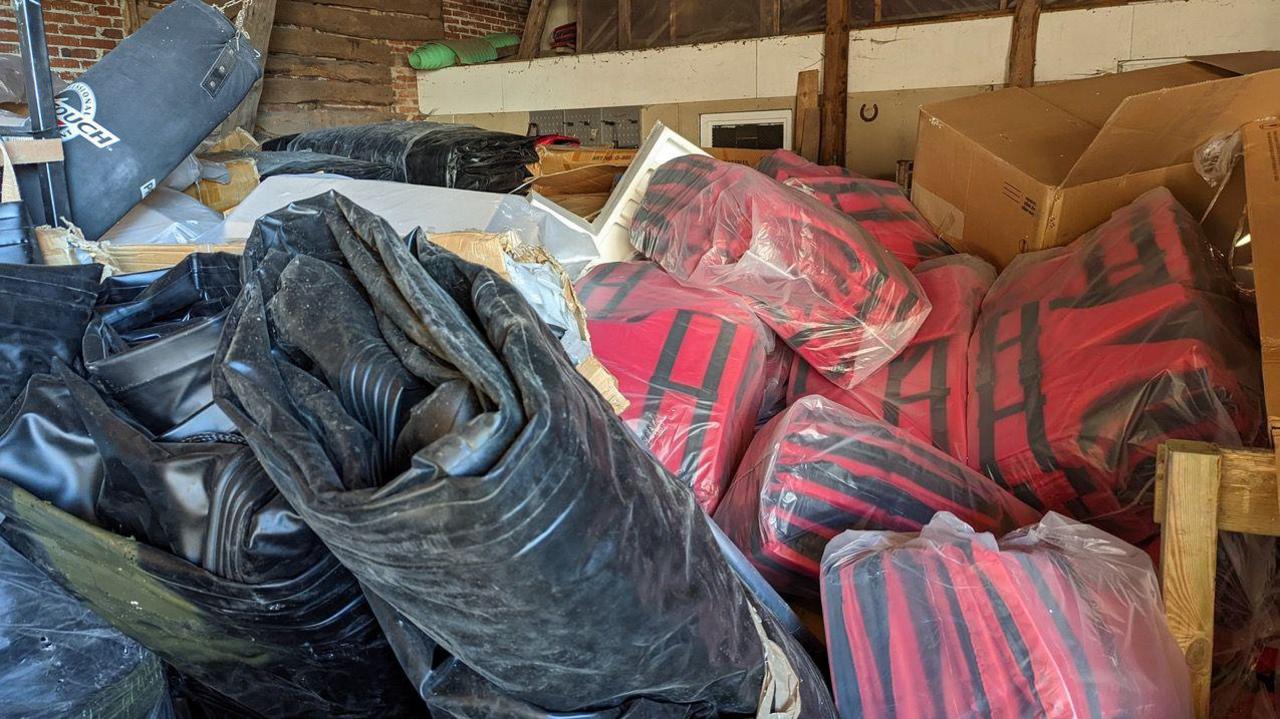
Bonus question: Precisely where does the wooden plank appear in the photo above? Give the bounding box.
[261,77,394,105]
[762,0,781,35]
[1158,441,1221,719]
[269,25,391,64]
[618,0,632,50]
[266,54,387,84]
[2,139,63,165]
[820,0,849,166]
[274,0,441,41]
[1005,0,1042,87]
[287,0,440,16]
[518,0,552,60]
[213,0,277,138]
[121,0,141,35]
[794,69,820,161]
[256,105,393,137]
[1156,444,1280,537]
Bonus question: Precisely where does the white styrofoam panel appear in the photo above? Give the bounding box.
[1130,0,1280,60]
[1037,5,1136,81]
[849,16,1012,92]
[416,0,1280,116]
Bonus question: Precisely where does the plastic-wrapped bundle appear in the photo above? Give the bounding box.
[235,150,397,181]
[57,0,260,240]
[0,371,421,717]
[576,260,778,513]
[277,121,538,192]
[714,396,1039,597]
[83,253,241,440]
[788,255,994,462]
[969,188,1262,543]
[215,192,836,716]
[757,150,954,269]
[821,512,1192,719]
[0,263,101,411]
[630,155,930,391]
[0,536,172,719]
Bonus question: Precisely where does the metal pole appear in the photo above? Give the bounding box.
[13,0,71,227]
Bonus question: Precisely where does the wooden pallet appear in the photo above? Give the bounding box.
[1154,441,1280,718]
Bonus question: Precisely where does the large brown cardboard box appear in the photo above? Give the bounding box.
[911,51,1280,268]
[1242,119,1280,472]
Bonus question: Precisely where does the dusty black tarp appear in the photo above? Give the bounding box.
[214,192,836,716]
[0,533,172,719]
[0,262,101,412]
[238,150,398,181]
[83,253,241,440]
[0,369,422,718]
[273,121,537,193]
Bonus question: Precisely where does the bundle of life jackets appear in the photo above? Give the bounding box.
[714,396,1039,598]
[821,512,1193,719]
[757,149,955,269]
[788,254,994,463]
[577,260,784,513]
[629,154,930,391]
[968,187,1262,544]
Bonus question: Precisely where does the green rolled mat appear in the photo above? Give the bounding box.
[409,42,458,70]
[409,33,522,71]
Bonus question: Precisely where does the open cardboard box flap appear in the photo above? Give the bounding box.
[914,51,1280,266]
[1243,120,1280,448]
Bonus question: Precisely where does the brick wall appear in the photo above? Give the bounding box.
[0,0,124,79]
[443,0,529,39]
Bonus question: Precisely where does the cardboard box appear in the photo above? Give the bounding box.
[1243,119,1280,465]
[912,51,1280,267]
[183,158,260,214]
[36,225,244,274]
[705,147,772,168]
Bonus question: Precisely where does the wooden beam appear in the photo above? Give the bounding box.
[762,0,781,36]
[120,0,141,34]
[1158,441,1221,719]
[269,26,393,64]
[618,0,632,50]
[213,0,277,138]
[1005,0,1042,87]
[274,0,441,41]
[1155,444,1280,537]
[265,54,387,84]
[518,0,552,60]
[794,70,821,161]
[261,76,395,105]
[820,0,849,166]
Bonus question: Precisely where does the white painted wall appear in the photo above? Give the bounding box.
[417,0,1280,115]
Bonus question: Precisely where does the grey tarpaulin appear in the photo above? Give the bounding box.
[214,192,836,716]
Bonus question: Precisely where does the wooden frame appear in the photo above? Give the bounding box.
[1154,441,1280,718]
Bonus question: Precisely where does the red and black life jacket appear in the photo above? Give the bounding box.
[758,149,954,269]
[629,154,930,391]
[821,513,1192,719]
[788,254,994,462]
[967,188,1262,544]
[577,260,779,513]
[713,396,1039,598]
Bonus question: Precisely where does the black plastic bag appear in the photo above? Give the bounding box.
[230,150,398,181]
[0,534,173,719]
[214,192,835,716]
[0,370,422,718]
[0,262,100,411]
[57,0,261,240]
[83,253,241,439]
[275,121,537,192]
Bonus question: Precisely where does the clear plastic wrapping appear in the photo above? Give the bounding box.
[0,535,171,719]
[98,188,224,247]
[214,193,836,716]
[789,254,995,462]
[715,396,1039,598]
[968,187,1263,544]
[630,154,930,391]
[820,512,1193,719]
[758,150,955,269]
[577,260,779,513]
[276,121,538,193]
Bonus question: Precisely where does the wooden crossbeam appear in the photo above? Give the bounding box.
[819,0,849,166]
[518,0,552,60]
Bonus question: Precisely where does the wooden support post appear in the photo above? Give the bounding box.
[212,0,278,138]
[618,0,632,50]
[1158,441,1222,719]
[120,0,141,34]
[794,70,821,161]
[1005,0,1042,88]
[762,0,781,36]
[820,0,849,166]
[518,0,552,60]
